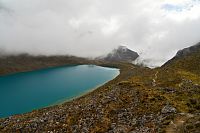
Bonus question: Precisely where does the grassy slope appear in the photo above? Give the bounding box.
[160,46,200,112]
[157,47,200,132]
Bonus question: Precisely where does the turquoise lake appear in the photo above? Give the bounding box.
[0,65,119,118]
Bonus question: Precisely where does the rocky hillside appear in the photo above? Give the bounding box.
[100,46,139,62]
[157,43,200,132]
[175,42,200,58]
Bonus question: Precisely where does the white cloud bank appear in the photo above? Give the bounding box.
[0,0,200,66]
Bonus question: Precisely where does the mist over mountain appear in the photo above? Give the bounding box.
[99,46,139,62]
[163,42,200,74]
[0,0,200,67]
[175,42,200,58]
[164,42,200,64]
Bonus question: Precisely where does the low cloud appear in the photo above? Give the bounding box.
[0,0,200,66]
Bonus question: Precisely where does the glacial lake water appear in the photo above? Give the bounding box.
[0,65,119,118]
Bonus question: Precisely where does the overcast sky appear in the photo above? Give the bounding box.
[0,0,200,66]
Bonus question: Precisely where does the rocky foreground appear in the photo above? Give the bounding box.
[0,62,199,133]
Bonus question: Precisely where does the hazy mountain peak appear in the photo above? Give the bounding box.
[99,46,139,62]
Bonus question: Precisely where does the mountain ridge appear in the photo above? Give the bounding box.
[176,42,200,58]
[162,42,200,75]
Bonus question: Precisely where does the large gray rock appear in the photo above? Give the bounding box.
[161,105,177,114]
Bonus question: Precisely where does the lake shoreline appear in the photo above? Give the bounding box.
[50,67,120,107]
[0,64,120,118]
[0,62,128,117]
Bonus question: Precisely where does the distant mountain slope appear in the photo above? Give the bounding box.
[176,42,200,58]
[99,46,139,62]
[163,42,200,74]
[0,54,93,75]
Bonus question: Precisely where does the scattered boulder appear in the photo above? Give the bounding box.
[161,105,177,114]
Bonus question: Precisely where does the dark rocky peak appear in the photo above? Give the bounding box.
[175,42,200,58]
[162,42,200,69]
[102,46,139,62]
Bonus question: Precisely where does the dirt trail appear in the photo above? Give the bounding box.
[166,118,185,133]
[166,114,194,133]
[152,71,158,86]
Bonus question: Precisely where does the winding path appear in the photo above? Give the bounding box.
[152,71,158,87]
